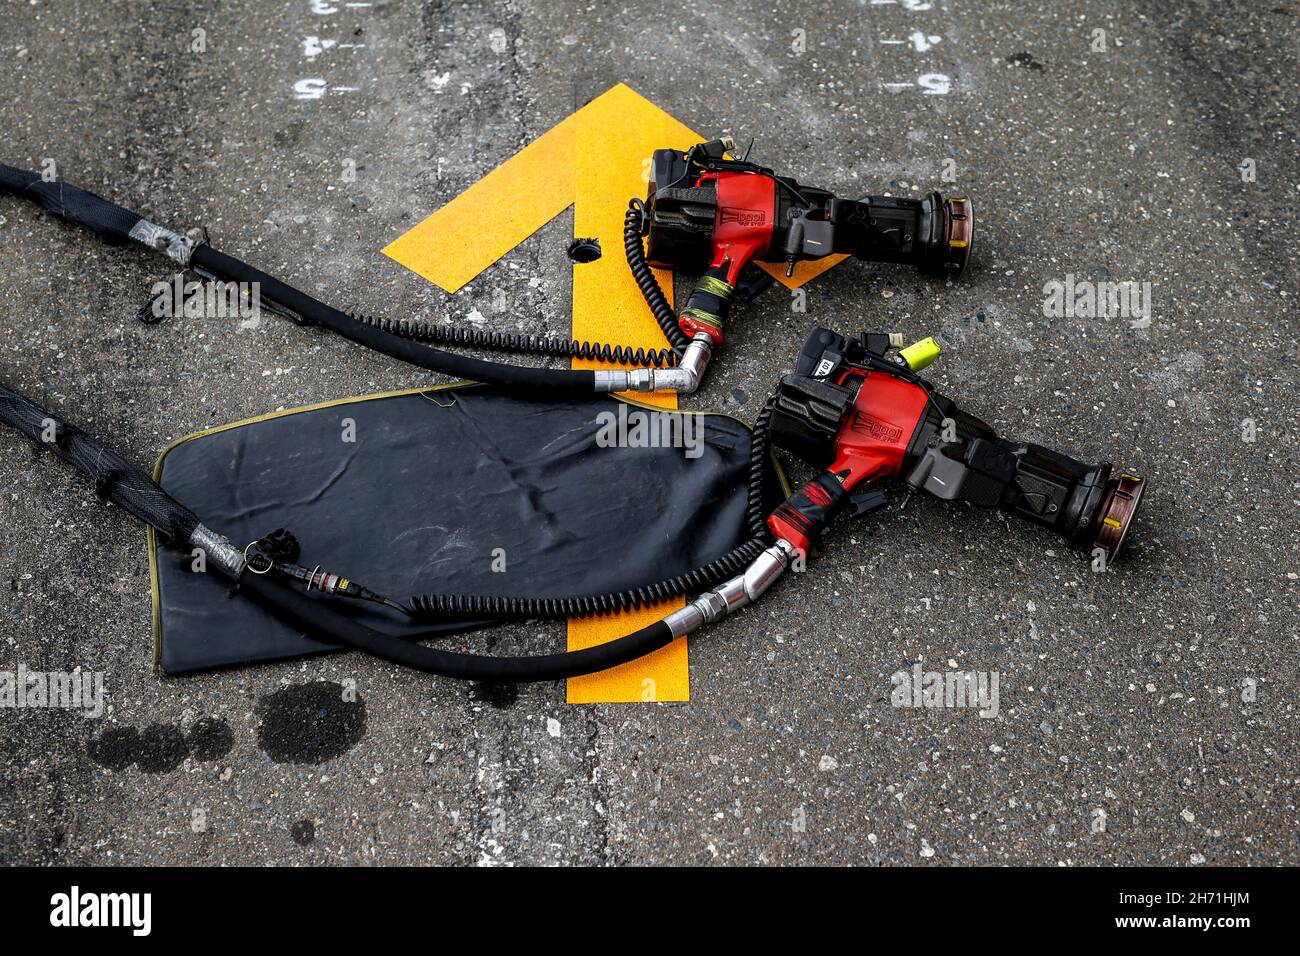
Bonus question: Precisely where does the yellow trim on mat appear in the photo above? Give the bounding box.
[148,381,471,673]
[146,383,779,675]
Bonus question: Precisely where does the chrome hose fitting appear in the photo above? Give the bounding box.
[593,334,713,394]
[662,539,796,637]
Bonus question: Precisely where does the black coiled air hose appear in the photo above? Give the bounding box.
[0,167,688,390]
[345,315,679,369]
[189,246,597,394]
[237,570,678,683]
[406,396,777,620]
[345,202,687,370]
[624,199,688,352]
[0,380,731,683]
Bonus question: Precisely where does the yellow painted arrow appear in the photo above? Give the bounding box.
[383,83,842,703]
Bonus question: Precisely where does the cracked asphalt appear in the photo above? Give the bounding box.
[0,0,1296,865]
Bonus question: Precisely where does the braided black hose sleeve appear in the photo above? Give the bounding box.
[406,396,778,620]
[0,165,143,243]
[624,200,689,352]
[0,383,200,544]
[346,314,679,369]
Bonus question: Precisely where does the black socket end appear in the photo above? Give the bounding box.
[1087,471,1146,561]
[567,237,602,263]
[918,195,973,279]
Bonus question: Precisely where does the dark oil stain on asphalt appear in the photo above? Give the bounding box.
[87,727,143,772]
[291,818,316,847]
[187,716,236,760]
[88,716,235,773]
[133,724,191,772]
[256,681,366,764]
[1006,51,1045,71]
[471,682,519,709]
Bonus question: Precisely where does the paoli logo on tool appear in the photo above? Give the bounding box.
[849,413,905,446]
[719,206,766,227]
[49,886,152,936]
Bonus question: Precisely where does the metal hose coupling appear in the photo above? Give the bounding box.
[128,218,197,266]
[593,334,713,393]
[189,524,248,578]
[662,538,797,637]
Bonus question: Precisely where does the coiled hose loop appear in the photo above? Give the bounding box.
[624,199,687,352]
[341,201,684,371]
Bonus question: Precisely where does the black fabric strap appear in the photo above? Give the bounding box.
[0,164,142,243]
[190,245,597,395]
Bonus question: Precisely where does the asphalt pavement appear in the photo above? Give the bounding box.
[0,0,1295,865]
